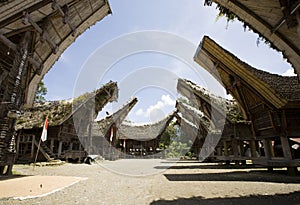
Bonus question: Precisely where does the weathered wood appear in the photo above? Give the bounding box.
[209,0,300,78]
[223,141,229,157]
[57,141,63,157]
[31,135,35,158]
[262,139,273,159]
[280,136,293,160]
[250,140,257,157]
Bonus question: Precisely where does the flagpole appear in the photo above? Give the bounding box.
[33,114,48,171]
[33,136,42,171]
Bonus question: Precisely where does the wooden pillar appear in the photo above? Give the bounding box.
[216,147,222,156]
[232,138,239,157]
[69,142,73,151]
[31,135,35,159]
[280,135,297,175]
[262,139,273,159]
[280,136,292,160]
[250,140,257,157]
[239,141,244,156]
[50,138,54,152]
[263,139,274,172]
[58,141,63,157]
[223,141,229,156]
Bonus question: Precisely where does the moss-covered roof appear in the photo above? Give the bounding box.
[177,78,245,123]
[16,81,118,130]
[91,97,138,137]
[194,36,300,108]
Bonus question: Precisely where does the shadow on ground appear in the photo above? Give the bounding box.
[156,164,261,170]
[164,170,300,183]
[150,191,300,205]
[0,174,30,181]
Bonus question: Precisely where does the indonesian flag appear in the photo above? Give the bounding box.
[109,126,113,142]
[41,116,48,142]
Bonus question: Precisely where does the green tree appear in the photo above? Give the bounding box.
[34,80,47,102]
[159,122,177,149]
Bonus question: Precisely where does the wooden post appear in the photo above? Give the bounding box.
[69,142,73,151]
[223,141,229,156]
[31,135,35,159]
[33,136,42,171]
[58,141,63,157]
[232,138,239,157]
[217,147,221,156]
[262,139,273,159]
[250,140,257,157]
[50,138,54,152]
[263,139,274,172]
[280,136,292,160]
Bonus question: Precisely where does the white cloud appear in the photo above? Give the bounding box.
[135,108,144,116]
[161,95,175,106]
[135,94,176,118]
[282,68,297,76]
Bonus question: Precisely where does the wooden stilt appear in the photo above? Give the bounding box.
[50,138,54,152]
[263,139,273,159]
[280,136,292,160]
[223,141,229,157]
[58,141,63,157]
[250,140,257,157]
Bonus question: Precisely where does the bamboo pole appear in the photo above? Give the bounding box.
[32,136,42,171]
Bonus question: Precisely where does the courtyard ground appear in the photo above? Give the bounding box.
[1,159,300,204]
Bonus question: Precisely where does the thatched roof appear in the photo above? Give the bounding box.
[176,100,211,132]
[91,97,138,137]
[15,81,117,130]
[177,78,245,124]
[194,36,300,109]
[204,0,300,78]
[0,0,112,105]
[118,111,177,141]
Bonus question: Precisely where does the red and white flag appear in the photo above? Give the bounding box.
[109,126,113,142]
[41,116,48,142]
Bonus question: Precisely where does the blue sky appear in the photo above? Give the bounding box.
[44,0,294,123]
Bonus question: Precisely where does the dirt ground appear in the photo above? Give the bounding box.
[1,159,300,205]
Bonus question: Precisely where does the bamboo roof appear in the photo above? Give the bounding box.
[204,0,300,78]
[177,78,245,124]
[176,100,211,133]
[194,36,300,109]
[91,97,138,137]
[0,0,112,105]
[15,81,117,130]
[118,111,177,141]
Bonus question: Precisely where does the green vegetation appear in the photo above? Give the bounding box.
[34,80,47,102]
[160,123,193,158]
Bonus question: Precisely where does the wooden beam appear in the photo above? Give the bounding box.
[23,11,58,54]
[0,34,17,50]
[0,32,43,74]
[52,1,77,36]
[273,0,300,32]
[0,0,52,28]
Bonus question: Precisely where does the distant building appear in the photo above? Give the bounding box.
[15,82,117,163]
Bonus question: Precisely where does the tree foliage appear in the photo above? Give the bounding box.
[160,122,193,158]
[34,80,47,102]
